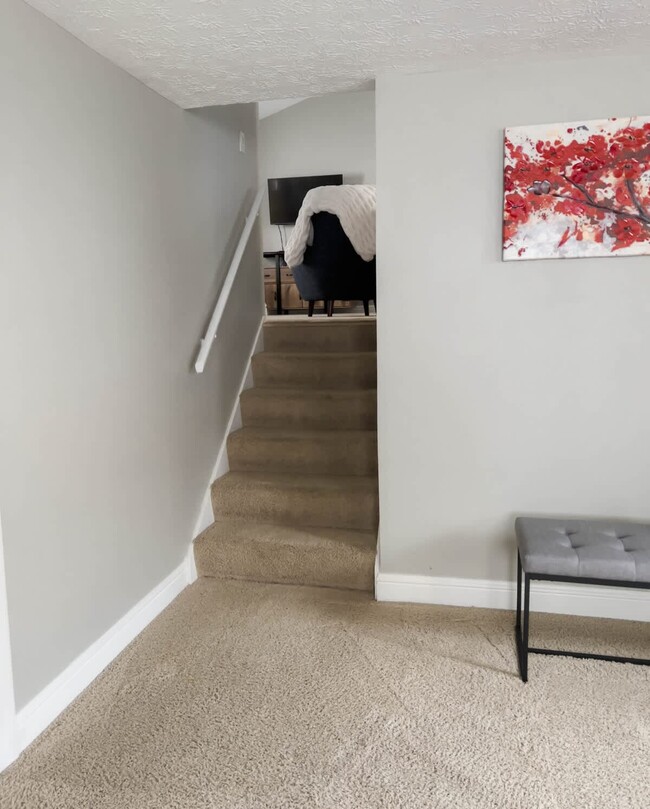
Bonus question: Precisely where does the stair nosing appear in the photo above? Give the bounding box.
[201,514,378,539]
[213,470,378,487]
[228,426,378,438]
[263,319,376,326]
[253,351,377,359]
[241,386,377,395]
[199,517,377,541]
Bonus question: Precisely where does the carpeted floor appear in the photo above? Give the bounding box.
[1,579,648,808]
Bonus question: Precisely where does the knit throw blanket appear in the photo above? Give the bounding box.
[284,184,376,267]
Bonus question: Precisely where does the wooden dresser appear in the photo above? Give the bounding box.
[263,265,305,312]
[263,264,356,314]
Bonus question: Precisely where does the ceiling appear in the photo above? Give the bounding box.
[25,0,650,109]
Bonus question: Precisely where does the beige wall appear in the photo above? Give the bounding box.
[376,56,650,582]
[258,91,376,252]
[0,0,262,708]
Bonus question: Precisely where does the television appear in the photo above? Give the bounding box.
[267,174,343,225]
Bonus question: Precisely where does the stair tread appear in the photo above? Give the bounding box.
[240,386,376,431]
[241,386,377,396]
[194,519,375,592]
[228,427,377,477]
[211,471,378,531]
[263,320,377,354]
[198,519,376,548]
[264,318,376,326]
[256,351,376,359]
[229,427,377,440]
[214,470,378,492]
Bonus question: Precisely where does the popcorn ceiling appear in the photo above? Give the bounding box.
[24,0,650,108]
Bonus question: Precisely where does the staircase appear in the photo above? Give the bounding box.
[194,318,378,592]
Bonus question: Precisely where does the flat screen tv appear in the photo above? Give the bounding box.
[268,174,343,225]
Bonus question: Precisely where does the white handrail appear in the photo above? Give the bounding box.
[194,187,265,373]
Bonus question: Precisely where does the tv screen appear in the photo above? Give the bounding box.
[267,174,343,225]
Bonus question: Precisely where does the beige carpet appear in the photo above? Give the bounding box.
[2,578,648,808]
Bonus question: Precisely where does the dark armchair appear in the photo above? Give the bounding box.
[291,212,376,317]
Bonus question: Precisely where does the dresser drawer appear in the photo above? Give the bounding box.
[264,281,305,310]
[263,267,294,284]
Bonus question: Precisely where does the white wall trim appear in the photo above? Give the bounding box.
[0,510,17,771]
[373,526,381,599]
[7,559,191,768]
[376,571,650,622]
[185,541,198,585]
[192,314,265,538]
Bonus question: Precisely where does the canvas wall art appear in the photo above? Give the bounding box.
[503,116,650,260]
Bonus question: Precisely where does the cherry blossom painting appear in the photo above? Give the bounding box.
[503,116,650,260]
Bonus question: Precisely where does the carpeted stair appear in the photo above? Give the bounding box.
[194,318,378,592]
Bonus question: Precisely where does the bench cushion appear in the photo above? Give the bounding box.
[516,517,650,582]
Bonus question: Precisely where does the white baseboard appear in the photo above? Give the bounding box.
[0,512,17,772]
[0,742,15,775]
[185,541,198,585]
[192,315,265,538]
[376,572,650,622]
[8,558,192,766]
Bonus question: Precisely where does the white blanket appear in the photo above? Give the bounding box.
[284,184,376,267]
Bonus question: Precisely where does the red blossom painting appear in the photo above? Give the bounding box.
[503,116,650,260]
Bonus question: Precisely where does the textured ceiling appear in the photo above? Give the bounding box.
[24,0,650,108]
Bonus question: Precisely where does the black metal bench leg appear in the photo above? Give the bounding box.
[515,553,530,683]
[516,553,522,634]
[521,573,530,682]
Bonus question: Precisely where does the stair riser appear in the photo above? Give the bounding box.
[227,434,378,477]
[211,483,378,532]
[240,392,377,431]
[194,532,374,591]
[263,324,376,354]
[252,354,377,390]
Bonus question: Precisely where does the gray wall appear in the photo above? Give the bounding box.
[258,91,376,252]
[376,56,650,582]
[0,0,262,708]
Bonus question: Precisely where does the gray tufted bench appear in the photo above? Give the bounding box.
[514,517,650,682]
